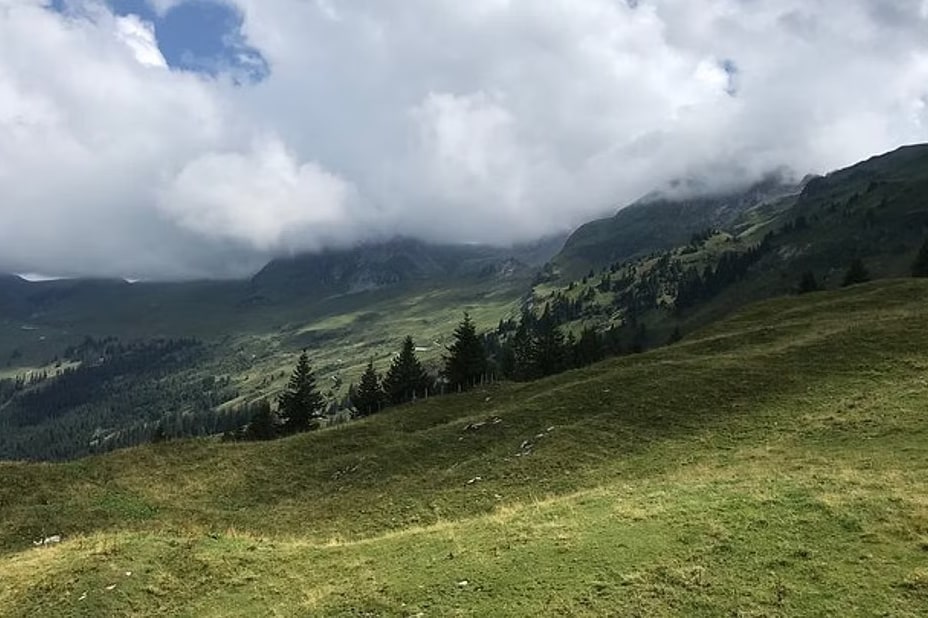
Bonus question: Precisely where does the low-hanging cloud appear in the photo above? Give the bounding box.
[1,0,927,279]
[159,138,358,251]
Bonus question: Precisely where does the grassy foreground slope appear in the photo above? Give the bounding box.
[2,280,928,616]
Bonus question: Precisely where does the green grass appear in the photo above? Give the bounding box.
[2,279,928,615]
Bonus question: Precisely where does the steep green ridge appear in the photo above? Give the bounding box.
[552,173,802,280]
[530,143,928,347]
[1,280,927,616]
[250,237,542,301]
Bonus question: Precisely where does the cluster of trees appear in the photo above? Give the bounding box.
[493,305,652,383]
[0,338,249,461]
[675,235,773,311]
[798,236,928,294]
[234,314,491,440]
[497,307,581,381]
[6,339,204,428]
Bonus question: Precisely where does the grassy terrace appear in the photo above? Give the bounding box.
[1,280,927,616]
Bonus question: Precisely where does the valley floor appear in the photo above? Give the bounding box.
[2,280,928,616]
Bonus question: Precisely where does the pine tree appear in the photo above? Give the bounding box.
[277,351,325,434]
[383,336,432,405]
[533,305,567,377]
[564,331,578,369]
[443,313,488,392]
[151,423,167,444]
[244,400,276,441]
[631,323,648,354]
[797,271,821,294]
[510,315,538,381]
[573,326,604,367]
[841,258,870,287]
[354,359,385,416]
[912,238,928,277]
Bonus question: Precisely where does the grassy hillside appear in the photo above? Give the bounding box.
[2,279,927,616]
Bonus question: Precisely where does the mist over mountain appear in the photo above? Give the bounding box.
[2,1,928,279]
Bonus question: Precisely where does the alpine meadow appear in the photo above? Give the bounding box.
[3,1,928,616]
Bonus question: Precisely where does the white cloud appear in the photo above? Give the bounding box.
[114,14,167,68]
[0,0,927,278]
[159,138,358,251]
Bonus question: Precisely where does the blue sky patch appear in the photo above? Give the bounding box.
[51,0,269,83]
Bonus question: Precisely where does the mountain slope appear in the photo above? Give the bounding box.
[552,173,803,280]
[250,237,539,301]
[528,143,928,349]
[2,280,927,616]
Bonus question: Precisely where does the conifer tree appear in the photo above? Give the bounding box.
[277,351,325,434]
[383,336,432,405]
[245,400,276,441]
[912,238,928,277]
[533,305,567,377]
[510,316,538,382]
[151,423,167,444]
[631,323,648,354]
[442,313,488,392]
[841,258,870,287]
[564,331,578,369]
[354,359,385,416]
[574,326,605,367]
[797,271,821,294]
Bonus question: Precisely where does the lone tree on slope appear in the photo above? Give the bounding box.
[384,336,432,405]
[244,399,277,441]
[841,258,870,288]
[443,313,488,392]
[797,271,821,294]
[532,305,568,377]
[912,238,928,277]
[354,359,385,417]
[277,350,325,434]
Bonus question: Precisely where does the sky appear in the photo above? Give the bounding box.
[2,0,928,280]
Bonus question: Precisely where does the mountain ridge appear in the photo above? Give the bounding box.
[550,171,807,280]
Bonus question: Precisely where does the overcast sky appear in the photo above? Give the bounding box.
[2,0,928,279]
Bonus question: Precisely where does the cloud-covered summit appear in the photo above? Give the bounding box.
[2,0,927,279]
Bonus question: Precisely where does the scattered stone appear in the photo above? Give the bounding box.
[40,535,61,546]
[78,593,87,601]
[125,571,132,577]
[457,580,469,588]
[466,476,483,485]
[464,416,503,432]
[105,584,117,591]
